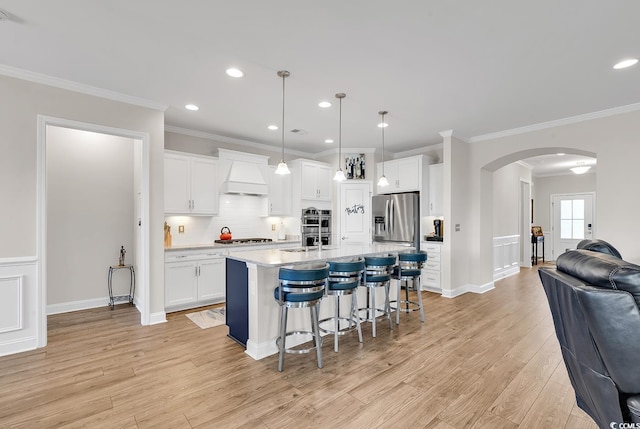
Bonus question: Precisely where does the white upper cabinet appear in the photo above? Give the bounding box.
[298,160,332,201]
[164,151,219,215]
[376,155,424,194]
[267,165,292,216]
[429,163,443,216]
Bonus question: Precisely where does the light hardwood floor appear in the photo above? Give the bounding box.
[0,264,598,429]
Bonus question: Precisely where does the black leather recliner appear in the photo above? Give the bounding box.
[538,240,640,427]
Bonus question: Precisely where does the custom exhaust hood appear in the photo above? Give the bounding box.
[218,149,269,196]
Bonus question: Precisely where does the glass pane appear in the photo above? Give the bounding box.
[573,220,585,239]
[572,200,584,220]
[561,220,572,239]
[561,200,572,219]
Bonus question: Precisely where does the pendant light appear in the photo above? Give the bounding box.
[333,93,347,181]
[275,70,291,175]
[377,110,389,187]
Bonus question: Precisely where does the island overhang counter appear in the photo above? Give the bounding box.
[224,243,412,360]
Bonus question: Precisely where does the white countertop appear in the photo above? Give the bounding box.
[226,242,414,267]
[164,239,299,252]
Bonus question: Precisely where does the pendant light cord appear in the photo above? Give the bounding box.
[281,73,286,162]
[338,96,342,165]
[381,112,385,175]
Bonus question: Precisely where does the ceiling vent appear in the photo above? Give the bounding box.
[289,129,308,135]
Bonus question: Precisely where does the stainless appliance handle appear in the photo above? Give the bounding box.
[385,199,390,234]
[390,199,394,235]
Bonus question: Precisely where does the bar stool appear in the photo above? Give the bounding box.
[274,263,329,372]
[392,250,427,325]
[359,254,396,337]
[319,257,365,352]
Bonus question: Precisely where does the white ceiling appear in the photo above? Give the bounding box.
[1,1,639,161]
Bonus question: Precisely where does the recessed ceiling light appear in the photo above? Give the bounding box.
[319,101,331,108]
[377,122,388,128]
[268,125,278,130]
[185,104,199,111]
[613,58,638,70]
[325,139,334,144]
[226,68,244,78]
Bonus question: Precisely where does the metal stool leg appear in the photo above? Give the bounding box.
[371,289,377,337]
[334,295,340,352]
[352,292,363,343]
[311,304,323,368]
[416,277,425,322]
[385,282,393,330]
[278,305,288,372]
[396,278,401,325]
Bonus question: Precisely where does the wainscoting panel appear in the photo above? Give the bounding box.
[0,257,38,357]
[0,275,23,333]
[493,235,520,281]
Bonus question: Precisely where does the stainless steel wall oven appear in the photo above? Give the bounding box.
[301,208,332,247]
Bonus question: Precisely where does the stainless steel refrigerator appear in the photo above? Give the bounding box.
[372,192,420,249]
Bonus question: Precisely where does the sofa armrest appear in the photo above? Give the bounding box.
[576,287,640,393]
[628,396,640,423]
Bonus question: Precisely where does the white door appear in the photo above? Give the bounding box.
[552,193,594,259]
[338,182,372,244]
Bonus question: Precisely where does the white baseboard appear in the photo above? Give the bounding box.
[246,338,278,360]
[246,332,328,361]
[493,265,520,282]
[467,281,495,294]
[441,286,469,298]
[47,297,108,315]
[0,336,37,357]
[149,311,167,325]
[441,280,495,298]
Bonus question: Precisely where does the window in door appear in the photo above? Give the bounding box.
[560,199,585,240]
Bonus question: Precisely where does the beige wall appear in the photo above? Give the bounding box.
[456,109,640,293]
[0,74,165,316]
[493,162,532,237]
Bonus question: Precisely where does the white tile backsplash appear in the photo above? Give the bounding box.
[165,194,295,246]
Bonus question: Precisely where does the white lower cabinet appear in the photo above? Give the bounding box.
[421,242,442,291]
[165,254,225,311]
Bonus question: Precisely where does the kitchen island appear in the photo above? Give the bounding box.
[225,242,412,360]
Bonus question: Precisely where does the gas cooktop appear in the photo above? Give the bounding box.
[214,238,273,245]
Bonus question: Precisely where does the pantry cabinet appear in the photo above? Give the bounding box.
[164,151,219,215]
[428,163,443,216]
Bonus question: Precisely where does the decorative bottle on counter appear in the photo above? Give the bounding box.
[164,221,172,248]
[278,221,286,240]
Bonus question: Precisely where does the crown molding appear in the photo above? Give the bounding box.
[0,64,168,111]
[439,129,454,138]
[393,143,443,159]
[165,125,313,158]
[314,146,377,158]
[469,102,640,143]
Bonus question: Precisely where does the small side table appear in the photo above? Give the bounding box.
[531,236,545,265]
[108,264,135,310]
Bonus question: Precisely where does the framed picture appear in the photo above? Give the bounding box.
[344,153,365,179]
[531,225,543,237]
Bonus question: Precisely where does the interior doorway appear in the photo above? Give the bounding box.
[37,116,150,348]
[551,192,595,260]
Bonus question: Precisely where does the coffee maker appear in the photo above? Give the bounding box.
[433,219,443,241]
